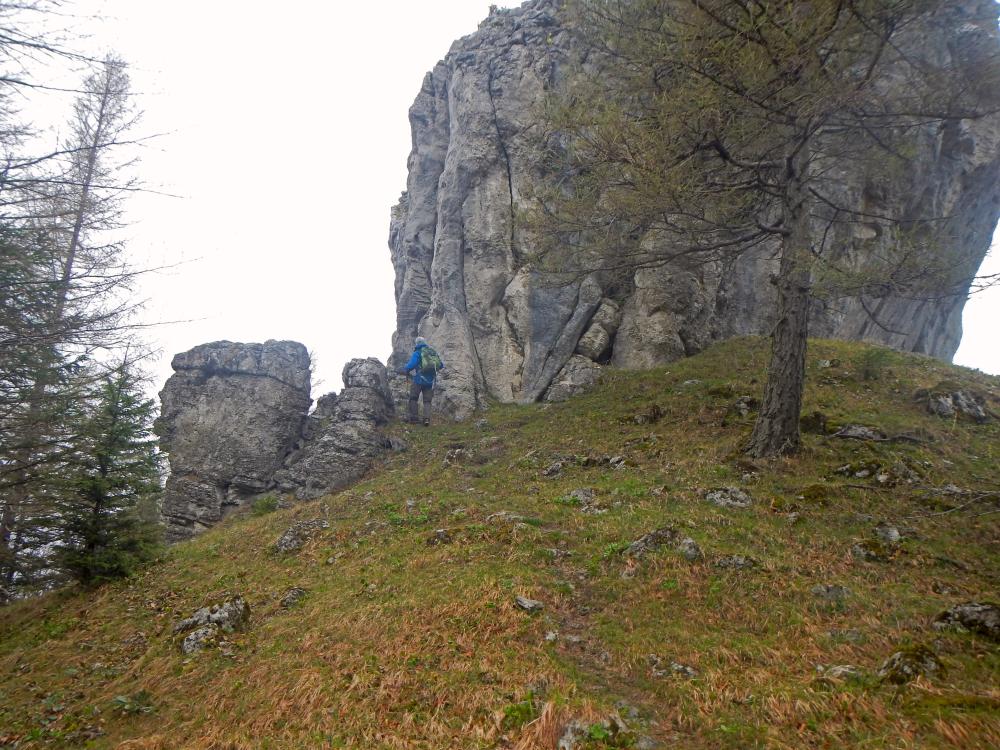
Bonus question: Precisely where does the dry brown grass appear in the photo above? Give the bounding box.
[1,338,997,749]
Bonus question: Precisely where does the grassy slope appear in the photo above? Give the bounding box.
[1,337,998,750]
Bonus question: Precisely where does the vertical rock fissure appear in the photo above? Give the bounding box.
[487,59,518,266]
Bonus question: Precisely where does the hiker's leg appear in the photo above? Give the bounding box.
[408,381,421,423]
[422,385,433,423]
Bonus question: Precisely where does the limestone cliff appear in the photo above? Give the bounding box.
[388,0,1000,418]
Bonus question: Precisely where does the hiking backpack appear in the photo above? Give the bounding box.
[418,346,442,376]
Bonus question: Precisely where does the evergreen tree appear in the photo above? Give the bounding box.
[51,363,162,586]
[531,0,999,457]
[1,54,146,588]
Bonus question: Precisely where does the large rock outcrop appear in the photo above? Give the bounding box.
[155,341,312,541]
[156,342,393,541]
[273,358,394,500]
[388,0,1000,418]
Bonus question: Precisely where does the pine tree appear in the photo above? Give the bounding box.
[531,0,1000,456]
[51,363,162,586]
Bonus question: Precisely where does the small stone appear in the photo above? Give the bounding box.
[823,664,863,680]
[878,645,943,684]
[486,510,526,524]
[557,720,588,750]
[514,595,544,613]
[647,654,697,679]
[567,487,606,515]
[703,487,753,509]
[676,537,703,562]
[833,424,887,441]
[280,587,307,608]
[726,395,759,419]
[714,554,758,570]
[444,447,470,465]
[623,527,678,558]
[815,664,865,686]
[669,661,698,678]
[427,528,453,546]
[875,522,902,545]
[542,460,564,477]
[916,383,990,423]
[273,519,329,554]
[931,581,959,596]
[811,584,850,602]
[852,541,891,562]
[614,700,640,720]
[933,602,1000,640]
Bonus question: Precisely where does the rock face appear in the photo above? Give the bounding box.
[273,358,394,500]
[155,341,312,541]
[156,343,393,541]
[388,0,1000,418]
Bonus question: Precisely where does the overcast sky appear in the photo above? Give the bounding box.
[26,1,1000,400]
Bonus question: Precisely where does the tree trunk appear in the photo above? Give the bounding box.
[747,147,812,458]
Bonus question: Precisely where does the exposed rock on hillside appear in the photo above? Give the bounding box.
[388,0,1000,418]
[273,358,394,500]
[155,341,312,541]
[156,343,393,540]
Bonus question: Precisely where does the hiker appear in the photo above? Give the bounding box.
[398,336,444,426]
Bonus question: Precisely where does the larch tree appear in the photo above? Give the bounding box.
[530,0,1000,456]
[1,53,146,593]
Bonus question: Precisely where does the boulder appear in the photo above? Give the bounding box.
[155,341,312,541]
[173,596,250,634]
[544,355,603,402]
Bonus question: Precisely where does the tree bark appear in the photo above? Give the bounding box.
[747,146,812,457]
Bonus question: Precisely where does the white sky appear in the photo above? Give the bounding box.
[22,0,1000,401]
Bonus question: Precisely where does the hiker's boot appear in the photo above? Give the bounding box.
[423,418,431,427]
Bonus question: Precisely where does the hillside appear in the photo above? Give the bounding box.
[1,338,998,749]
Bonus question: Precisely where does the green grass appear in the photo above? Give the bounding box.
[0,337,998,749]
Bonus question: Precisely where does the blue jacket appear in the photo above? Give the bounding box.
[402,343,444,387]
